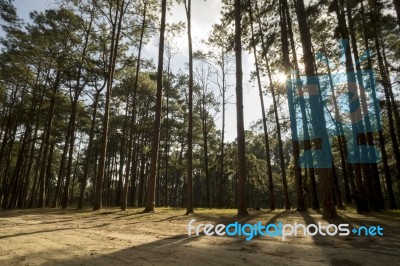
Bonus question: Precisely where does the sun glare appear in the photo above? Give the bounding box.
[276,72,288,84]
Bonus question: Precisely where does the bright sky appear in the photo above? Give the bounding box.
[12,0,263,142]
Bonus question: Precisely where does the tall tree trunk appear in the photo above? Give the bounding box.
[52,121,71,208]
[294,0,336,218]
[250,1,275,211]
[287,9,317,210]
[381,38,400,152]
[347,1,384,210]
[321,42,352,205]
[38,71,61,208]
[273,0,291,210]
[61,9,93,209]
[61,95,79,209]
[117,110,128,206]
[93,0,126,210]
[275,2,317,210]
[78,88,102,209]
[310,44,344,209]
[280,0,305,210]
[378,128,397,209]
[201,86,211,208]
[138,154,146,207]
[164,50,172,207]
[367,0,400,187]
[218,62,226,209]
[16,70,43,208]
[235,0,248,216]
[144,0,167,212]
[122,2,147,211]
[6,123,31,208]
[359,1,388,212]
[0,87,21,193]
[28,124,45,208]
[375,38,400,186]
[333,0,372,212]
[184,0,194,215]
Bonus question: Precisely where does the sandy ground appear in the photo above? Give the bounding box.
[0,207,399,266]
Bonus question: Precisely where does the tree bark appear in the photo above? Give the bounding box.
[38,71,61,208]
[294,0,336,218]
[184,0,194,215]
[121,1,147,211]
[235,0,248,216]
[93,0,126,210]
[251,1,275,211]
[144,0,167,213]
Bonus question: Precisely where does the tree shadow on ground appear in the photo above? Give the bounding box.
[0,207,92,218]
[3,209,400,265]
[0,222,112,240]
[298,210,400,265]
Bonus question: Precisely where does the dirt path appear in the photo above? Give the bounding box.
[0,208,399,265]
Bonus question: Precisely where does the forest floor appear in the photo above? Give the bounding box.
[0,207,399,266]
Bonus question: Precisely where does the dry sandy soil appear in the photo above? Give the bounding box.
[0,207,399,265]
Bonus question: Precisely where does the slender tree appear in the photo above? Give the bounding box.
[206,22,233,209]
[61,3,94,209]
[235,0,248,216]
[121,0,149,211]
[250,0,275,211]
[93,0,128,210]
[144,0,167,212]
[184,0,194,215]
[280,0,305,211]
[294,0,336,218]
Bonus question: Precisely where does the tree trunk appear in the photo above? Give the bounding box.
[378,128,397,209]
[78,88,101,209]
[347,1,384,210]
[219,70,226,209]
[284,2,307,212]
[294,0,336,218]
[235,0,248,216]
[121,2,147,211]
[375,38,400,188]
[93,0,125,210]
[310,44,344,209]
[164,49,172,207]
[280,0,305,210]
[61,95,79,209]
[381,38,400,154]
[333,0,373,212]
[184,0,194,215]
[201,86,211,208]
[38,71,61,208]
[144,0,167,213]
[321,41,352,204]
[250,1,275,211]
